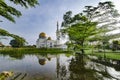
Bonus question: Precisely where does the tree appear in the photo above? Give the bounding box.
[83,1,120,43]
[0,28,11,36]
[9,37,26,48]
[0,0,39,22]
[61,11,98,53]
[0,0,38,46]
[10,39,19,47]
[61,1,120,53]
[0,28,27,46]
[112,40,120,51]
[9,34,27,47]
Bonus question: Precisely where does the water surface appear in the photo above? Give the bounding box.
[0,53,120,80]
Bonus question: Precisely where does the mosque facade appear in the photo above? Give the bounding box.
[36,22,67,49]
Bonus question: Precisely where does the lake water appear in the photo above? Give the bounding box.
[0,53,120,80]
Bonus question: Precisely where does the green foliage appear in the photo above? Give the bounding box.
[83,1,120,42]
[61,1,120,53]
[0,0,39,22]
[112,40,120,51]
[10,39,21,47]
[0,28,11,36]
[9,34,27,47]
[61,11,98,53]
[0,0,21,22]
[0,28,27,46]
[10,0,39,8]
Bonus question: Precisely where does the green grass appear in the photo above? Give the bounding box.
[85,49,120,60]
[0,48,67,53]
[0,48,71,54]
[0,48,72,59]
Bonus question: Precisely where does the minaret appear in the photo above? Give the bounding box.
[56,21,60,45]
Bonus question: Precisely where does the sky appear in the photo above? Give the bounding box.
[0,0,120,45]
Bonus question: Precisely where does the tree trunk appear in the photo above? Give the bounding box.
[81,41,84,54]
[81,49,84,54]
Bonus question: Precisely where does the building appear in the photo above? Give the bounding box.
[36,22,67,49]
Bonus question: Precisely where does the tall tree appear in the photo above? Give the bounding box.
[61,12,98,53]
[0,0,39,22]
[61,1,120,53]
[83,1,120,42]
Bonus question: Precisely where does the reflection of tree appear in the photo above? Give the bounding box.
[69,54,97,80]
[0,51,24,59]
[9,53,24,59]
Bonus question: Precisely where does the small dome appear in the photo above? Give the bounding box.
[47,37,52,40]
[39,32,46,38]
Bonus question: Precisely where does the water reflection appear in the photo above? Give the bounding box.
[37,54,47,65]
[56,53,120,80]
[0,53,120,80]
[69,54,96,80]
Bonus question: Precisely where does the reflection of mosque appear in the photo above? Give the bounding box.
[36,54,55,66]
[38,58,47,65]
[35,53,120,80]
[36,22,67,49]
[36,54,64,79]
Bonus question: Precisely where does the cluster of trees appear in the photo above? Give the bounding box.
[0,0,39,47]
[61,1,120,53]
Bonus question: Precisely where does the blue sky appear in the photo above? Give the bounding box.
[0,0,120,45]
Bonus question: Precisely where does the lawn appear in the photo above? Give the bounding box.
[85,49,120,60]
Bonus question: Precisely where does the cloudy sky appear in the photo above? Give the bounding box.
[0,0,120,45]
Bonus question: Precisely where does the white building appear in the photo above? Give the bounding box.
[36,22,67,49]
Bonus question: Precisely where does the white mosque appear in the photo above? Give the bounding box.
[36,22,67,49]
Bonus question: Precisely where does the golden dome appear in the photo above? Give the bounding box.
[39,32,46,38]
[39,59,46,65]
[47,37,52,40]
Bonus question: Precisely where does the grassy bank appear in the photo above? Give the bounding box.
[0,48,72,59]
[85,49,120,60]
[0,48,71,54]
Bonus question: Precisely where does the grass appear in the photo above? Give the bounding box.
[85,49,120,60]
[0,47,71,54]
[0,48,72,59]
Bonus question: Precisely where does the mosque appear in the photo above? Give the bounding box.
[36,22,67,49]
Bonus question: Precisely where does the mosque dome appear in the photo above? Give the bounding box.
[39,32,46,38]
[47,37,52,40]
[39,59,46,65]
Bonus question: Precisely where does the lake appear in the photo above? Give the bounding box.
[0,53,120,80]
